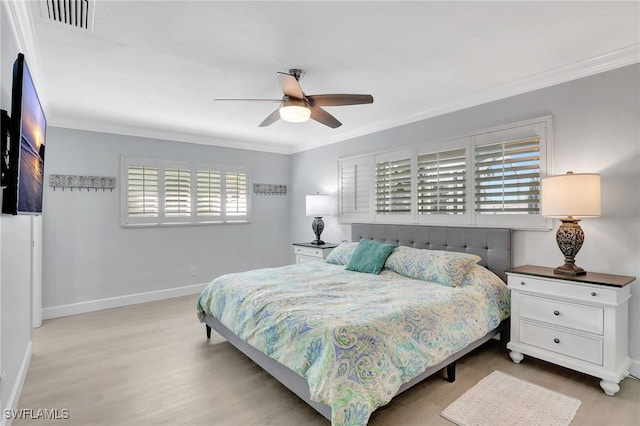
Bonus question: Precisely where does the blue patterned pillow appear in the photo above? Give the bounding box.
[345,239,396,274]
[384,246,481,287]
[325,242,359,266]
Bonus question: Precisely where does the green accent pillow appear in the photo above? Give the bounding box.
[345,239,397,274]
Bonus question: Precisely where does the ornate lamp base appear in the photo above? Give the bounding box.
[554,217,586,276]
[310,216,325,245]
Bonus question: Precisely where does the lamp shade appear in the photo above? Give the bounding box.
[306,194,330,217]
[541,172,601,218]
[280,99,311,123]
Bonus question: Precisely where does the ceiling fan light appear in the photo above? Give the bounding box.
[279,105,311,123]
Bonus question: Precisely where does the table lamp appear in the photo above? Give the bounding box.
[306,194,330,245]
[541,171,601,275]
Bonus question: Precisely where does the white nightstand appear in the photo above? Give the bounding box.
[506,265,635,396]
[293,242,338,264]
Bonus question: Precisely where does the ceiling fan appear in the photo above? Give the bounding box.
[215,69,373,128]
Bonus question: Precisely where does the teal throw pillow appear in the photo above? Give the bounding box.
[345,239,396,274]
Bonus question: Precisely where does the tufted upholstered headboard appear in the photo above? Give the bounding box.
[351,223,512,282]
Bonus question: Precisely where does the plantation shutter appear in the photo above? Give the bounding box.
[164,168,191,217]
[196,170,222,217]
[474,136,541,215]
[338,156,373,222]
[417,148,466,215]
[375,150,412,218]
[127,166,158,218]
[225,172,248,217]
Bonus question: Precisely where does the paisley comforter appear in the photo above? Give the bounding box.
[197,261,510,425]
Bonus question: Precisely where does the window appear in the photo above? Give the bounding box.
[338,156,374,223]
[196,170,221,217]
[225,172,248,218]
[127,166,158,218]
[417,147,467,217]
[164,168,191,218]
[122,157,250,226]
[337,116,551,229]
[474,137,540,215]
[375,153,413,217]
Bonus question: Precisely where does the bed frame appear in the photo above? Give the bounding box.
[203,224,512,421]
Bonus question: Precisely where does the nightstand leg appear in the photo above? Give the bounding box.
[599,380,620,396]
[509,351,524,364]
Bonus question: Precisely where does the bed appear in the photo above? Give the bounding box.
[197,224,512,425]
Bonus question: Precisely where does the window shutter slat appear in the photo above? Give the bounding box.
[165,168,191,217]
[196,170,222,216]
[474,137,541,215]
[417,148,466,215]
[340,157,373,218]
[375,156,412,215]
[127,166,159,217]
[225,172,248,216]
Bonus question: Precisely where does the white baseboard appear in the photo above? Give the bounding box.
[42,283,208,320]
[2,341,32,426]
[629,358,640,379]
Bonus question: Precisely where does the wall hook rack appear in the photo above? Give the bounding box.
[253,183,287,195]
[49,174,116,192]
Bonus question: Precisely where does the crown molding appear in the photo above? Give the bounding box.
[49,116,293,155]
[291,44,640,154]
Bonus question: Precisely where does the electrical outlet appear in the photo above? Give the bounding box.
[190,266,197,276]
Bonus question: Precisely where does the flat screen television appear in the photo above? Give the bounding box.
[1,53,47,215]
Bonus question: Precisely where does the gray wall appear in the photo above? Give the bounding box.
[0,5,33,418]
[290,64,640,369]
[42,128,291,308]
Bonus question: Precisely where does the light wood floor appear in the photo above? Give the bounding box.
[16,295,640,425]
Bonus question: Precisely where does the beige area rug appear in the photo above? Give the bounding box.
[441,370,581,426]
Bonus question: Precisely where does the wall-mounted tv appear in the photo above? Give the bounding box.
[1,53,47,215]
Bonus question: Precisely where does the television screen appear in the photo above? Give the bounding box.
[2,53,47,215]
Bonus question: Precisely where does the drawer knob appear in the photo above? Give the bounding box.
[591,292,597,297]
[553,338,560,344]
[553,310,560,316]
[520,281,526,286]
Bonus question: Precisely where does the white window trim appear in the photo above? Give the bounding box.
[337,116,553,230]
[121,156,251,227]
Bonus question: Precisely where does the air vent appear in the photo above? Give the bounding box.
[40,0,95,31]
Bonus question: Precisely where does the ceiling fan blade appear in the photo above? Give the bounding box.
[277,72,304,99]
[307,94,374,107]
[258,109,281,127]
[310,106,342,128]
[214,98,282,102]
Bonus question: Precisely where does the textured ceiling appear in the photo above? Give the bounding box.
[16,1,640,153]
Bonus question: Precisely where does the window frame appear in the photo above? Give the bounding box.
[121,156,251,227]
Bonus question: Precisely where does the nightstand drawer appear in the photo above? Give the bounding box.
[294,246,325,257]
[520,320,603,365]
[520,294,603,334]
[508,275,619,305]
